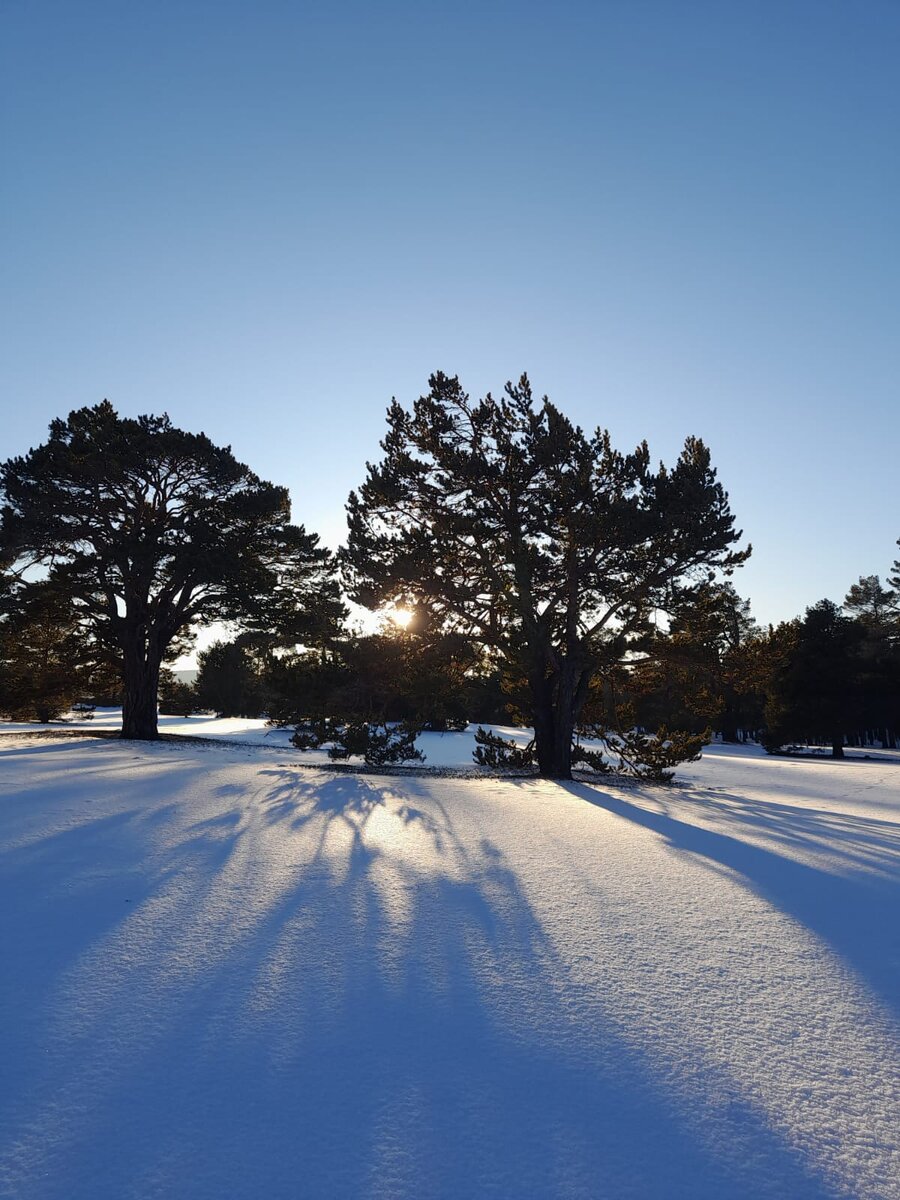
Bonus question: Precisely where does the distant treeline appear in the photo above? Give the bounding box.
[127,574,900,761]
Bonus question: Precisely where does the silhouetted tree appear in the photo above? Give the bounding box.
[0,580,93,722]
[629,583,760,740]
[265,649,351,727]
[194,640,268,718]
[344,373,748,778]
[763,600,864,757]
[270,615,484,734]
[888,540,900,598]
[158,669,198,718]
[326,619,476,730]
[0,402,343,739]
[843,575,900,748]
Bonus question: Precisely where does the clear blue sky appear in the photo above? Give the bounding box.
[3,0,898,627]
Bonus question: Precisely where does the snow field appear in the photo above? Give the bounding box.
[0,731,898,1198]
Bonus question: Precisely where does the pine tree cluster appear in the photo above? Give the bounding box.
[3,386,898,775]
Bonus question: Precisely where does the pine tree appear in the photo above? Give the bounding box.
[325,621,476,731]
[158,669,198,718]
[0,580,94,722]
[194,640,270,718]
[628,583,759,740]
[888,540,900,598]
[344,373,748,779]
[844,575,896,630]
[0,402,343,739]
[843,575,900,748]
[763,600,864,757]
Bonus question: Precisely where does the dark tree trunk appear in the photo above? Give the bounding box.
[529,659,591,780]
[121,636,162,740]
[551,662,580,780]
[718,687,742,741]
[530,671,557,777]
[533,702,576,779]
[831,735,844,759]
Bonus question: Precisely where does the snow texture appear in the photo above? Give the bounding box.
[0,711,537,767]
[1,728,898,1198]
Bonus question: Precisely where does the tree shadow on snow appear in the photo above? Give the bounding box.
[0,768,854,1200]
[565,780,900,1021]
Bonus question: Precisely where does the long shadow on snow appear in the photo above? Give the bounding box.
[0,749,247,1142]
[565,780,900,1021]
[1,769,845,1200]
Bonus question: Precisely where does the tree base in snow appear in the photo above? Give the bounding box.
[474,724,706,782]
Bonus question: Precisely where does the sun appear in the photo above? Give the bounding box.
[390,606,414,630]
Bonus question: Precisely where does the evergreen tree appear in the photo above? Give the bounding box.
[194,640,268,718]
[344,373,748,778]
[0,402,343,739]
[158,669,198,718]
[843,575,899,748]
[326,619,476,731]
[0,580,94,722]
[629,583,760,740]
[763,600,864,757]
[888,540,900,598]
[844,575,897,631]
[264,649,351,727]
[269,618,481,734]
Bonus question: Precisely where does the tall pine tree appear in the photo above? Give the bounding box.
[344,373,748,778]
[1,402,343,738]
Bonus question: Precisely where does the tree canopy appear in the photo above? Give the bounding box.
[0,401,343,738]
[344,373,749,778]
[761,600,866,758]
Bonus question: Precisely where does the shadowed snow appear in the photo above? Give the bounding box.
[0,736,898,1198]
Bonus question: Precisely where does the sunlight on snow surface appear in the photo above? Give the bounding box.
[0,730,898,1199]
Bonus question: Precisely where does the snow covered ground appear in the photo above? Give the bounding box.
[1,726,898,1198]
[0,710,537,767]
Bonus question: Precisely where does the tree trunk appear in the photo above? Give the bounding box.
[530,672,557,777]
[831,735,844,759]
[720,711,739,743]
[121,638,162,740]
[529,660,588,780]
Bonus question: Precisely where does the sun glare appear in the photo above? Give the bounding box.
[391,606,414,629]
